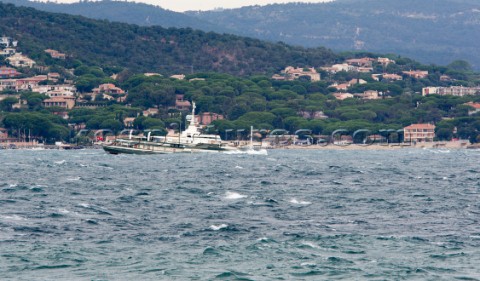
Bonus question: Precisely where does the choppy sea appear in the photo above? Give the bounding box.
[1,148,480,280]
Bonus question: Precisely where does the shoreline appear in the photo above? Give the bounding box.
[265,141,474,150]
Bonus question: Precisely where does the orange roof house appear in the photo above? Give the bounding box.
[45,49,66,59]
[93,83,125,95]
[42,96,75,109]
[402,70,428,79]
[404,123,436,143]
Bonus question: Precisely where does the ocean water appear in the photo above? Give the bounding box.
[1,148,480,280]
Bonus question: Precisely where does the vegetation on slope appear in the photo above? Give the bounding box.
[0,2,335,76]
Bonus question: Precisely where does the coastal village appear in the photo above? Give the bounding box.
[0,35,479,149]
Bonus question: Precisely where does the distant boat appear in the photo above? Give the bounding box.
[161,102,237,152]
[103,136,191,154]
[103,102,238,154]
[238,126,268,155]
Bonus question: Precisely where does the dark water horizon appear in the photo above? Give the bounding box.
[1,148,480,280]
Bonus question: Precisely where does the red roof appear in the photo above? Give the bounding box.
[466,102,480,109]
[404,123,435,130]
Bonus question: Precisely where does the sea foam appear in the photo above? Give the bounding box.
[290,198,312,205]
[225,191,247,200]
[210,224,228,231]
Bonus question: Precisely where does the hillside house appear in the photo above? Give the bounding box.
[422,86,480,97]
[465,102,480,115]
[356,90,380,100]
[175,94,191,111]
[31,84,76,94]
[144,73,162,77]
[402,70,428,79]
[47,72,61,82]
[271,74,286,81]
[333,93,354,100]
[196,112,224,125]
[0,66,21,78]
[348,78,368,86]
[298,110,328,119]
[45,49,66,59]
[123,117,135,128]
[377,57,395,66]
[383,73,403,81]
[322,63,357,73]
[46,90,75,98]
[440,75,453,82]
[93,83,125,95]
[330,82,350,91]
[0,37,17,48]
[6,53,36,68]
[0,79,17,91]
[0,127,9,140]
[357,67,374,73]
[143,108,159,117]
[16,76,48,91]
[279,66,321,81]
[346,57,374,67]
[404,123,436,142]
[170,74,186,80]
[0,48,16,56]
[42,96,75,109]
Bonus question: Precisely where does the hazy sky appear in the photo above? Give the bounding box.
[53,0,334,12]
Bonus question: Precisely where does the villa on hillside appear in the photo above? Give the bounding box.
[345,57,374,67]
[195,112,224,125]
[298,110,328,119]
[44,49,66,59]
[402,70,428,79]
[404,123,436,143]
[143,108,159,117]
[0,76,48,92]
[330,79,367,91]
[42,96,76,109]
[465,102,480,115]
[45,90,75,98]
[372,73,403,81]
[377,57,396,66]
[123,117,136,128]
[0,48,16,56]
[0,66,21,78]
[6,53,36,68]
[273,66,321,81]
[322,63,357,73]
[170,74,185,80]
[360,90,380,100]
[330,82,350,91]
[92,83,125,95]
[422,86,480,97]
[333,92,354,100]
[0,36,17,48]
[174,94,191,111]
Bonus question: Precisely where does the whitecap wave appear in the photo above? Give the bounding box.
[301,241,319,248]
[210,224,228,231]
[54,160,66,165]
[290,198,312,205]
[1,215,26,221]
[224,149,268,155]
[225,191,247,200]
[58,208,70,214]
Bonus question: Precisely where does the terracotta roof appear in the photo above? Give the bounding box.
[404,123,436,129]
[466,102,480,109]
